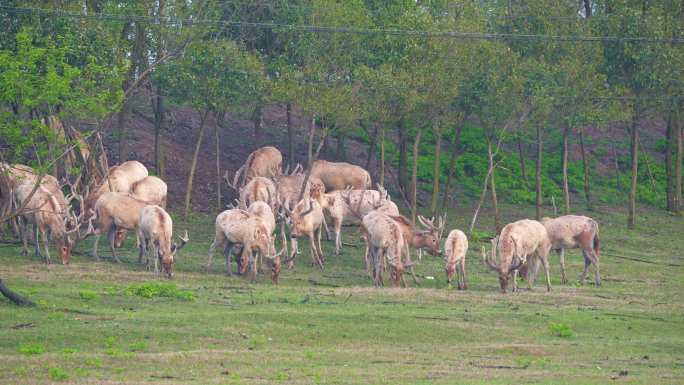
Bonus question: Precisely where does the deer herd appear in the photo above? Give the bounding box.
[0,145,602,293]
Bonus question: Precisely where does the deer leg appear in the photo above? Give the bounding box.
[558,248,568,284]
[334,219,342,255]
[40,227,51,264]
[224,243,234,276]
[322,215,331,241]
[107,227,121,263]
[138,237,145,264]
[288,237,297,269]
[541,254,552,291]
[512,270,519,292]
[580,252,591,284]
[460,258,467,290]
[316,227,324,265]
[33,224,42,259]
[250,250,258,283]
[584,249,601,286]
[19,218,29,257]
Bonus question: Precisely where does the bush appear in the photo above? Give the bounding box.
[549,322,574,338]
[48,367,69,381]
[125,282,195,301]
[19,344,44,355]
[79,290,97,301]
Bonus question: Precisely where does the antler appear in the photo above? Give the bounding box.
[171,230,190,253]
[225,164,247,191]
[341,187,364,220]
[481,237,500,272]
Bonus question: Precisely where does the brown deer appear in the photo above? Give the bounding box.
[443,229,468,290]
[231,146,283,188]
[482,219,552,293]
[541,215,600,285]
[310,160,371,191]
[208,208,286,283]
[13,180,83,265]
[282,184,326,270]
[137,205,188,278]
[362,210,408,287]
[91,192,148,262]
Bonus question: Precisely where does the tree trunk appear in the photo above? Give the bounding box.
[379,126,385,187]
[153,90,165,179]
[517,129,527,183]
[336,132,346,161]
[628,100,640,229]
[298,119,328,201]
[184,110,208,219]
[430,127,442,215]
[252,104,263,147]
[579,127,592,210]
[286,103,295,168]
[307,118,315,166]
[666,103,675,211]
[562,127,571,215]
[365,124,378,171]
[488,139,501,232]
[583,0,592,17]
[613,142,621,190]
[675,106,683,213]
[0,279,34,306]
[442,123,464,209]
[117,102,130,162]
[398,117,408,190]
[535,123,543,220]
[215,118,221,210]
[411,129,422,223]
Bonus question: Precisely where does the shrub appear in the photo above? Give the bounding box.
[125,282,195,301]
[79,290,97,301]
[549,322,574,338]
[19,344,44,355]
[48,367,69,381]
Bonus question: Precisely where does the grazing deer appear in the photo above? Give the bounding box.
[208,208,286,283]
[443,229,468,290]
[482,219,552,293]
[13,180,84,265]
[91,192,148,262]
[362,210,408,287]
[137,205,188,278]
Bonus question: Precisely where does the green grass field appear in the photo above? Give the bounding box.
[1,203,683,384]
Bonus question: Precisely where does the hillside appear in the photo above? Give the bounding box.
[100,98,669,214]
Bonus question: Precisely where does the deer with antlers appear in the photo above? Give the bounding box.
[12,177,86,265]
[137,205,188,278]
[208,208,287,283]
[319,185,397,255]
[282,184,326,270]
[90,192,149,262]
[482,219,552,293]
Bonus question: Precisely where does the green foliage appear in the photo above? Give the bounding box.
[78,290,97,301]
[19,344,44,355]
[48,367,69,381]
[549,322,574,338]
[125,282,195,301]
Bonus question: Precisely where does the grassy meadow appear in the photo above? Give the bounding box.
[0,203,683,384]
